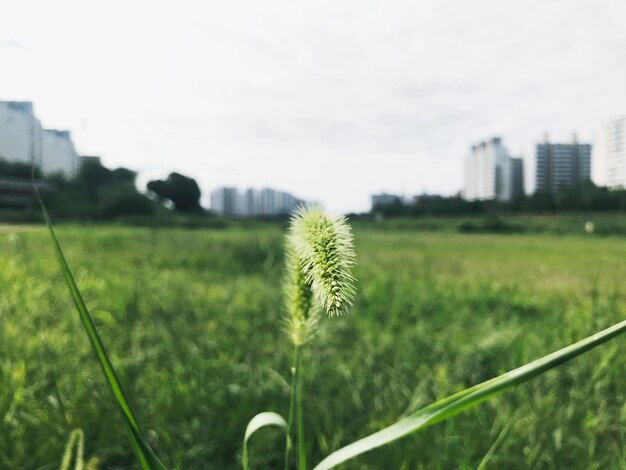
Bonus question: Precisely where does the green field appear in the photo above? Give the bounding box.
[1,224,625,469]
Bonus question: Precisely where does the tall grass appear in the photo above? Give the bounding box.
[243,208,626,469]
[312,317,626,469]
[4,199,622,467]
[36,191,166,469]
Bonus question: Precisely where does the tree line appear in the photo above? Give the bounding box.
[0,158,203,221]
[372,182,626,217]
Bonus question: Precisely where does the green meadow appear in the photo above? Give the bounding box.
[1,224,625,469]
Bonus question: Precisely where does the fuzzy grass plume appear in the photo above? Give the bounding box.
[286,205,356,321]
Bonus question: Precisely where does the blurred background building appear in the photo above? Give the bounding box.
[210,187,304,217]
[0,101,42,169]
[595,116,625,189]
[463,137,524,202]
[0,100,78,179]
[41,129,78,179]
[535,134,591,195]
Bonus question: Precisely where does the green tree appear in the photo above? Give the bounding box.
[147,172,202,212]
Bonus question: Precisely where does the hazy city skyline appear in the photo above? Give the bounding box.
[1,0,625,212]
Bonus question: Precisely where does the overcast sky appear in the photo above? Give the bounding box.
[1,0,625,212]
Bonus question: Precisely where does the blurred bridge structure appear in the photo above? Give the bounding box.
[0,176,52,207]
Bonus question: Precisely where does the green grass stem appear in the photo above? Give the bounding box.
[243,412,288,470]
[296,351,306,470]
[284,345,301,469]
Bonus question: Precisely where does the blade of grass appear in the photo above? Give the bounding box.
[314,318,626,470]
[243,412,289,470]
[34,182,167,470]
[476,416,514,470]
[60,429,84,470]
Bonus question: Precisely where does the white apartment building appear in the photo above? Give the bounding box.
[41,129,79,179]
[210,187,238,215]
[0,100,78,179]
[210,187,303,217]
[0,101,42,168]
[596,116,626,189]
[463,137,524,202]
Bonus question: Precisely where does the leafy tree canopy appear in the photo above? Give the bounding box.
[147,172,202,212]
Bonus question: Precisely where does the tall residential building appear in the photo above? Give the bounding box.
[0,101,42,168]
[463,137,524,202]
[509,157,525,201]
[535,135,591,194]
[0,100,78,179]
[41,129,79,179]
[596,116,626,189]
[210,186,239,215]
[210,187,304,217]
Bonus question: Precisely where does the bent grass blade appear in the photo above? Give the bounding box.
[314,318,626,470]
[243,411,289,470]
[36,190,167,470]
[60,429,84,470]
[476,416,515,470]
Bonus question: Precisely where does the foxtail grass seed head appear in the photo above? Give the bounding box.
[286,205,356,319]
[283,239,320,346]
[285,245,313,320]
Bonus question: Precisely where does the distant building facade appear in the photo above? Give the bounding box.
[0,100,78,179]
[0,101,42,168]
[210,187,304,217]
[596,116,626,189]
[210,187,239,215]
[463,137,524,202]
[508,157,525,201]
[535,135,591,194]
[41,129,79,178]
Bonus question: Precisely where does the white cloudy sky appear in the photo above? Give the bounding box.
[1,0,625,212]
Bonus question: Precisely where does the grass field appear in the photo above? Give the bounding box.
[1,224,625,469]
[352,212,626,236]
